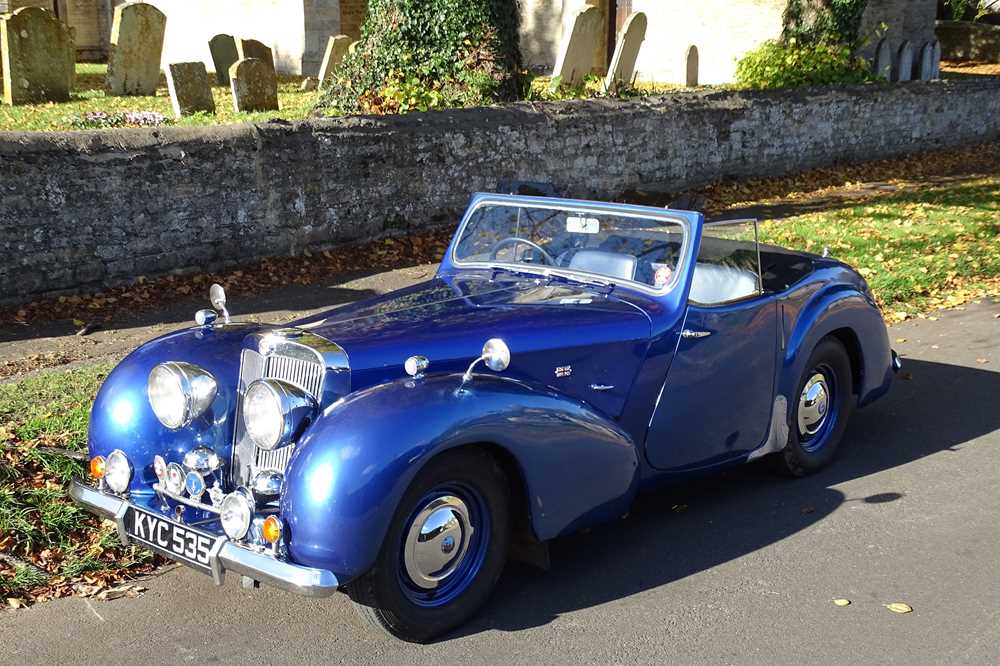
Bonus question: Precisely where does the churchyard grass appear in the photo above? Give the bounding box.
[0,64,317,132]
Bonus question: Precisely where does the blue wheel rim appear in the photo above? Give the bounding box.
[397,482,491,608]
[799,364,837,454]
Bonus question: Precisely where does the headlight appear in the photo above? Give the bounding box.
[104,449,133,494]
[220,488,253,540]
[243,379,315,451]
[147,362,218,429]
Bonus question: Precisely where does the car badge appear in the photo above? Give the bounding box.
[554,365,572,378]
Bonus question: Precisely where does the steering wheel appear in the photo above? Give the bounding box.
[488,237,557,266]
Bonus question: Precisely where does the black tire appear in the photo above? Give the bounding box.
[774,337,854,477]
[346,447,510,643]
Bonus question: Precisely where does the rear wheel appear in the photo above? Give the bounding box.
[347,448,510,642]
[774,337,853,476]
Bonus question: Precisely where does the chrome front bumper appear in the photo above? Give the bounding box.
[69,480,339,598]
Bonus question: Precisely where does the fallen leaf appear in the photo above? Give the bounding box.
[6,598,23,609]
[895,338,907,343]
[976,358,989,364]
[885,602,913,614]
[832,598,851,607]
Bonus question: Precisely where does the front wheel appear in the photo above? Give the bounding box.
[347,448,510,642]
[774,337,854,476]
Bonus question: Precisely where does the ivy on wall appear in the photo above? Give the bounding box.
[315,0,522,115]
[782,0,870,47]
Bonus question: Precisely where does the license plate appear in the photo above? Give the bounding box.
[125,507,216,573]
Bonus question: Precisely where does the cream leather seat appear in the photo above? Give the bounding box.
[689,263,759,304]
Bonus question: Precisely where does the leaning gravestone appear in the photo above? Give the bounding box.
[893,41,913,82]
[229,57,278,112]
[166,62,215,117]
[552,5,603,87]
[603,12,647,94]
[209,33,239,86]
[685,44,699,87]
[0,7,74,106]
[874,38,892,81]
[236,38,274,72]
[106,2,166,96]
[317,34,351,90]
[931,40,941,79]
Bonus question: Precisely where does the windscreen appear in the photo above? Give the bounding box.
[454,203,686,290]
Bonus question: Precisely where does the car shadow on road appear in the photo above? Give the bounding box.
[446,358,1000,640]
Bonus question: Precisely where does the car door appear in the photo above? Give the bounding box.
[643,223,778,471]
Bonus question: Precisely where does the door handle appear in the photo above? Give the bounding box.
[681,329,711,339]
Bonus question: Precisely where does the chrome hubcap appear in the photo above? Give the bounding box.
[797,373,830,438]
[403,495,473,590]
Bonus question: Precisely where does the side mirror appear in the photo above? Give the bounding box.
[462,338,511,384]
[481,338,510,372]
[208,284,231,324]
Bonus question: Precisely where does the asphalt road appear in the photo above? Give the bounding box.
[2,300,998,665]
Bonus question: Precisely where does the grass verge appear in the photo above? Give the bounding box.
[0,363,157,606]
[760,176,1000,322]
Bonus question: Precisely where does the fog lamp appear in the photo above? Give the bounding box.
[220,488,253,540]
[262,515,282,545]
[89,455,106,480]
[153,455,167,483]
[104,449,133,494]
[165,462,185,495]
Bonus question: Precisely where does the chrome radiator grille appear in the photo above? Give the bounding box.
[232,346,325,484]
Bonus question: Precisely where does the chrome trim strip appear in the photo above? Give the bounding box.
[70,480,338,597]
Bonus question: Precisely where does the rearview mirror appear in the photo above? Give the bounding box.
[482,338,511,372]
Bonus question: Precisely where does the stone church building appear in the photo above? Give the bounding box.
[0,0,937,83]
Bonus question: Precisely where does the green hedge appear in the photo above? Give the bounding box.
[315,0,521,115]
[736,40,873,89]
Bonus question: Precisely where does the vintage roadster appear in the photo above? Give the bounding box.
[72,194,898,641]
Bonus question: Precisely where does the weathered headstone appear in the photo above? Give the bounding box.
[602,12,647,94]
[166,61,215,117]
[931,40,941,79]
[229,57,278,112]
[106,2,166,96]
[317,34,351,90]
[208,33,239,86]
[236,38,274,72]
[917,42,934,81]
[893,41,913,82]
[874,38,892,81]
[0,7,74,106]
[685,44,700,87]
[552,5,603,87]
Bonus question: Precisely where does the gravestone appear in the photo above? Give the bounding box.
[229,57,278,112]
[106,2,166,96]
[552,5,603,87]
[917,42,934,81]
[300,76,318,91]
[874,39,892,81]
[236,38,274,72]
[317,34,351,90]
[166,61,215,117]
[931,40,941,79]
[0,7,74,106]
[209,33,239,86]
[685,45,699,87]
[893,41,913,82]
[603,12,647,94]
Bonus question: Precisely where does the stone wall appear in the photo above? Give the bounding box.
[937,20,1000,63]
[1,79,999,302]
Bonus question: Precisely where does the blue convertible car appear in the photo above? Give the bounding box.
[72,194,898,641]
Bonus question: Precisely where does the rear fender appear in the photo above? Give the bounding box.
[281,373,639,581]
[782,285,892,407]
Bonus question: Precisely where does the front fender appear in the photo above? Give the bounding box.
[281,373,639,581]
[782,283,892,407]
